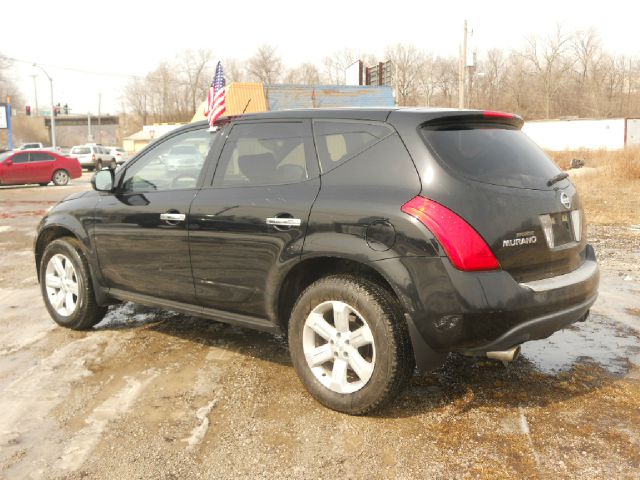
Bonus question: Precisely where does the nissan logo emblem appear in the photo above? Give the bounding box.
[560,192,571,210]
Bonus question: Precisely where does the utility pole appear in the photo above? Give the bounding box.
[458,19,468,109]
[97,93,102,144]
[33,64,55,148]
[30,74,39,115]
[88,112,93,142]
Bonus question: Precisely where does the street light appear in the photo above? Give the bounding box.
[32,64,56,149]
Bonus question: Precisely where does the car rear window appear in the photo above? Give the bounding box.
[421,124,563,190]
[71,147,90,154]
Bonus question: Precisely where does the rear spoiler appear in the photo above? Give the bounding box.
[421,110,524,130]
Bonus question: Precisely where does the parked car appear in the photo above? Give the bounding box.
[161,144,205,171]
[108,147,130,166]
[18,142,44,150]
[0,150,81,186]
[69,144,115,171]
[34,108,599,414]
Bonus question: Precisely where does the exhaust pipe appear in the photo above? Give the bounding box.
[486,345,521,363]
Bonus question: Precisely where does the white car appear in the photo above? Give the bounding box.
[18,142,44,150]
[162,145,204,171]
[107,147,130,166]
[69,145,115,171]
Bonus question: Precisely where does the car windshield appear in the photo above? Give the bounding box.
[115,148,126,153]
[71,147,91,154]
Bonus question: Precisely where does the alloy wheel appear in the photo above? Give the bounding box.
[45,253,79,316]
[53,170,69,185]
[302,300,376,394]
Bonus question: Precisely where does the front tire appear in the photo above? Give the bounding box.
[52,169,69,186]
[40,237,107,330]
[288,275,414,415]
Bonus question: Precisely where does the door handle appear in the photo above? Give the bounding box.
[160,212,186,222]
[266,217,302,227]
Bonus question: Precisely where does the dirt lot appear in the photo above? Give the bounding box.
[1,174,639,480]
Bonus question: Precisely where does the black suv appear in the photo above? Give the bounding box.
[35,108,599,414]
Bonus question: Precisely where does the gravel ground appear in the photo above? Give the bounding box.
[0,176,639,479]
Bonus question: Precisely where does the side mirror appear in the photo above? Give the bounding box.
[5,159,13,166]
[92,169,115,192]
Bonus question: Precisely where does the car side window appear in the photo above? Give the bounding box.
[213,122,316,187]
[121,128,216,192]
[30,153,54,162]
[313,120,393,173]
[11,153,29,164]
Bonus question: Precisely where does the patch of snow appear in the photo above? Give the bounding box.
[183,400,217,450]
[55,370,158,471]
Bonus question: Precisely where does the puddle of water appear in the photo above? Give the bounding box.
[521,313,640,374]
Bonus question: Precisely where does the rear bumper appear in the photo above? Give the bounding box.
[373,244,599,363]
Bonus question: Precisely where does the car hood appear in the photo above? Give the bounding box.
[58,191,91,204]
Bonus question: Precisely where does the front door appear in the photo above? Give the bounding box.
[189,120,320,320]
[93,125,220,304]
[3,153,30,184]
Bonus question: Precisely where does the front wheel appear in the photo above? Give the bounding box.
[52,169,69,186]
[40,237,107,330]
[288,275,414,415]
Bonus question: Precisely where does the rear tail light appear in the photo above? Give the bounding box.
[401,196,500,271]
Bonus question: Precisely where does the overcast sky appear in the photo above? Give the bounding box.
[4,0,640,115]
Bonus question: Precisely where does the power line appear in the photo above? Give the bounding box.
[6,56,144,79]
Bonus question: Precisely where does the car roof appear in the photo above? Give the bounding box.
[187,107,519,129]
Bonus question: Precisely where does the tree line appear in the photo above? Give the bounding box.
[5,24,640,129]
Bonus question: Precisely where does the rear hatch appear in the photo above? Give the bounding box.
[70,147,93,165]
[420,113,586,282]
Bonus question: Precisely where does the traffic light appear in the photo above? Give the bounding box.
[54,103,60,116]
[26,105,31,116]
[63,104,69,115]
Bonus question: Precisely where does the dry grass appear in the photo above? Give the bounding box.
[546,148,640,225]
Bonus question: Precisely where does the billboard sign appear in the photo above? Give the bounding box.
[345,60,362,86]
[0,104,7,129]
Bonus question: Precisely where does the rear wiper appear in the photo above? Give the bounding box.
[547,172,569,187]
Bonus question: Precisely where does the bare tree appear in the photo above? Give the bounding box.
[180,49,214,114]
[523,25,575,118]
[224,58,248,83]
[248,45,283,83]
[0,53,24,109]
[283,63,321,84]
[323,49,358,84]
[385,44,426,106]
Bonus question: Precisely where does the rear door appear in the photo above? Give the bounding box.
[93,125,220,304]
[189,120,320,319]
[27,152,56,183]
[420,120,584,282]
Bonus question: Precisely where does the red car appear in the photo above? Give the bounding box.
[0,150,82,186]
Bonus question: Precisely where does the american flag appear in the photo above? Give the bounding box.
[204,61,226,127]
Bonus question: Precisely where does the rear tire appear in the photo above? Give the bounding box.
[288,275,414,415]
[96,160,103,170]
[40,237,107,330]
[109,159,117,169]
[52,169,69,186]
